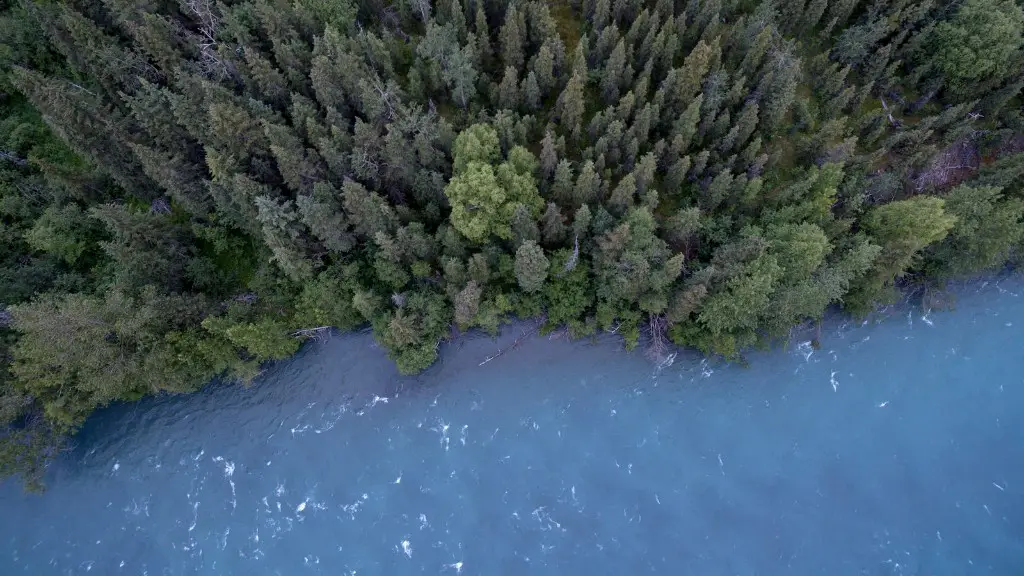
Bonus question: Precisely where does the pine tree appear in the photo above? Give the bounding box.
[602,39,627,103]
[926,0,1024,99]
[131,144,211,216]
[498,66,520,110]
[555,72,587,140]
[573,160,602,207]
[573,204,593,241]
[608,173,636,214]
[515,241,549,292]
[10,68,156,197]
[500,4,525,70]
[343,179,398,239]
[594,0,611,31]
[691,149,711,178]
[523,72,542,110]
[241,47,290,108]
[801,0,827,30]
[256,195,316,281]
[123,79,192,152]
[296,182,356,255]
[46,4,159,97]
[552,159,575,206]
[541,202,568,245]
[664,154,692,193]
[739,26,773,78]
[540,132,559,180]
[677,39,714,104]
[825,0,860,31]
[721,101,758,153]
[474,3,493,64]
[265,122,324,194]
[532,43,556,93]
[670,94,703,155]
[511,203,541,245]
[848,196,955,313]
[572,38,589,79]
[758,46,801,133]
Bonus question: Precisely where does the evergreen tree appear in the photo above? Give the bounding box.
[511,203,541,245]
[474,3,493,65]
[522,72,541,110]
[602,39,627,103]
[847,196,956,313]
[573,160,602,207]
[296,182,356,255]
[670,94,703,155]
[515,240,549,292]
[927,185,1024,276]
[500,4,525,70]
[541,202,568,245]
[445,125,543,242]
[532,43,556,93]
[608,173,636,214]
[498,66,520,110]
[539,131,559,180]
[551,159,575,206]
[556,72,587,140]
[926,0,1024,99]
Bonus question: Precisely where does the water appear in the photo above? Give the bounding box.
[2,278,1024,575]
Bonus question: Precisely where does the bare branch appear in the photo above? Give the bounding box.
[559,235,579,276]
[184,0,231,80]
[0,150,28,167]
[879,97,900,128]
[913,138,980,192]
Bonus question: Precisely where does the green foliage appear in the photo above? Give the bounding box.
[927,185,1024,276]
[927,0,1024,98]
[203,316,300,362]
[372,289,451,374]
[847,196,957,314]
[544,250,593,334]
[694,251,781,354]
[514,241,549,292]
[292,266,364,332]
[446,125,543,242]
[10,288,221,428]
[24,204,103,265]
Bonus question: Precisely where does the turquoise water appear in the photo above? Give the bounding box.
[2,278,1024,575]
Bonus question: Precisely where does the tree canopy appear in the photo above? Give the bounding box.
[0,0,1022,489]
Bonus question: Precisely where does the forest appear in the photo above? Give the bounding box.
[0,0,1022,489]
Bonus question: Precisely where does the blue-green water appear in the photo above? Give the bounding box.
[3,278,1024,575]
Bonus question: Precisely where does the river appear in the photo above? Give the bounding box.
[2,277,1023,575]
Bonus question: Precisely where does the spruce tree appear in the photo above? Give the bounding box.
[500,4,525,70]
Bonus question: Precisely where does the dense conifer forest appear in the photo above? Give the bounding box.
[1,0,1022,488]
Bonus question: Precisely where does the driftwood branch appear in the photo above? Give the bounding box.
[643,314,678,369]
[292,326,332,340]
[479,324,540,366]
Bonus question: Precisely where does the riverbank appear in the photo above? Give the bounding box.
[3,272,1022,575]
